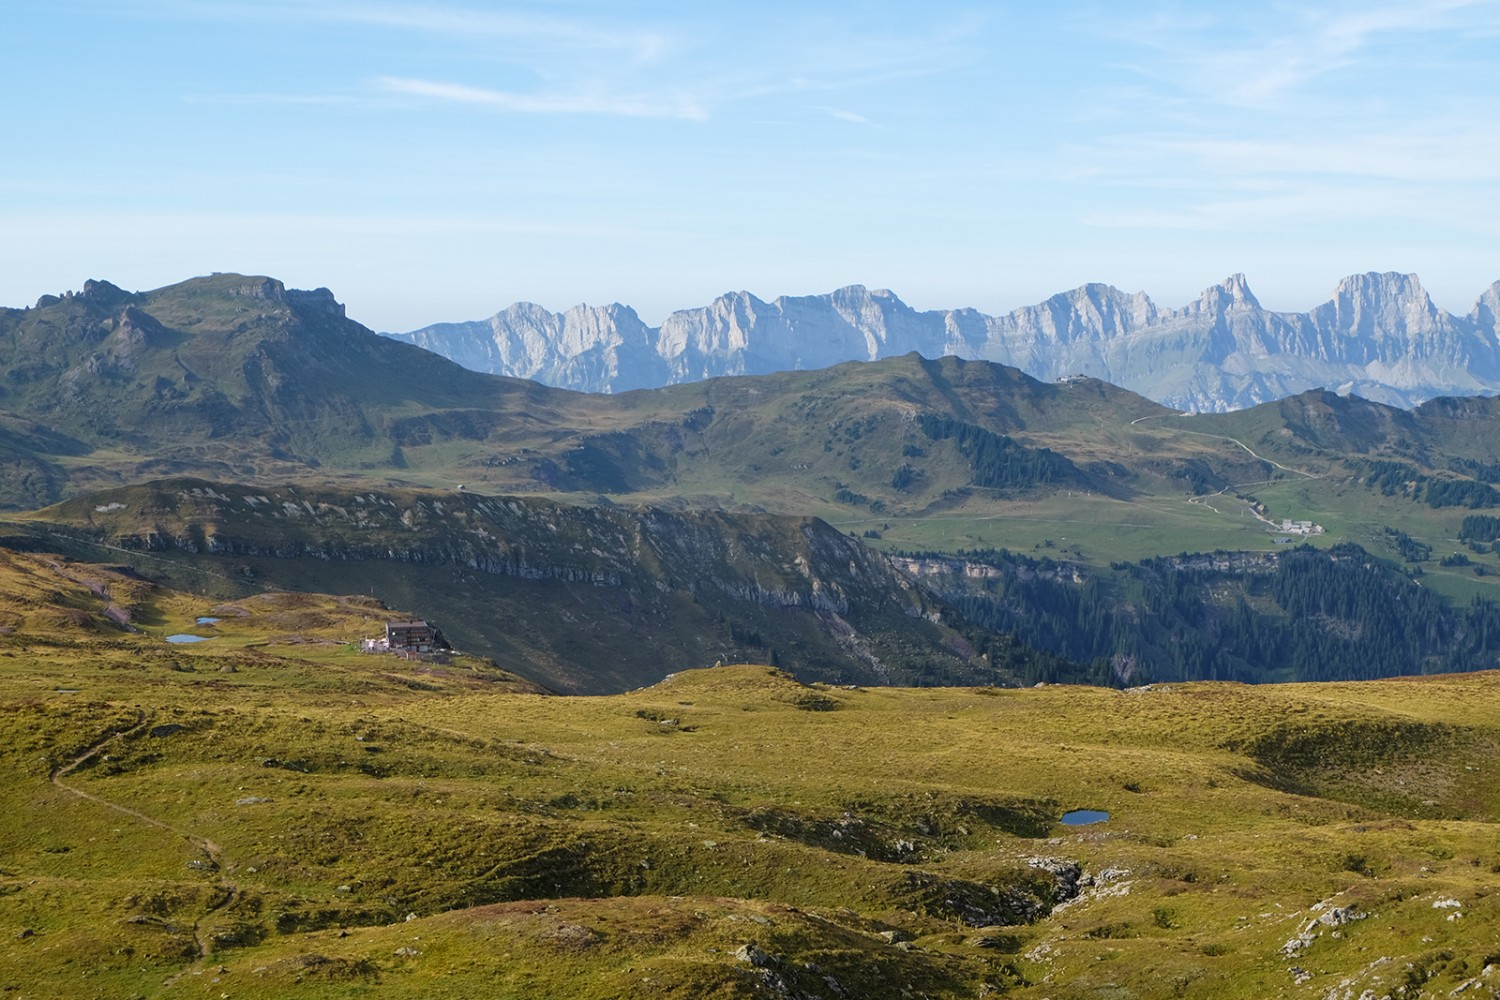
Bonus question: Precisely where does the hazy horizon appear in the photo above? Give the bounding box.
[6,1,1500,330]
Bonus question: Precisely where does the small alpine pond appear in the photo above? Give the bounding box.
[1060,809,1110,826]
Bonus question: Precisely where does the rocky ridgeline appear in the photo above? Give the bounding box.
[81,482,931,620]
[386,272,1500,411]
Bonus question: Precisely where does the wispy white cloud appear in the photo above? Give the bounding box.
[182,93,355,106]
[811,106,877,126]
[1097,0,1500,109]
[1084,128,1500,185]
[1082,178,1500,237]
[1065,121,1500,244]
[1055,1,1500,247]
[1220,1,1492,105]
[153,0,982,125]
[158,0,674,64]
[374,76,707,119]
[314,2,674,66]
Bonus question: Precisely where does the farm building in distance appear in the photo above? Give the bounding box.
[362,620,449,654]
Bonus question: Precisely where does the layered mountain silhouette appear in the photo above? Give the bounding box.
[385,273,1500,411]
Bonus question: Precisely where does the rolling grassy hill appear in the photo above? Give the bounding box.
[3,550,1500,998]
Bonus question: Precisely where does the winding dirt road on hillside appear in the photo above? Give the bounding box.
[50,711,238,978]
[49,710,223,858]
[1128,412,1321,480]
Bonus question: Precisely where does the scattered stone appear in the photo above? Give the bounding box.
[16,928,34,939]
[1433,898,1462,909]
[1025,857,1086,904]
[544,922,601,949]
[1283,902,1366,958]
[1023,939,1057,962]
[734,942,770,967]
[1316,906,1365,928]
[877,929,910,945]
[236,797,270,806]
[393,947,420,957]
[966,932,1024,952]
[404,913,418,922]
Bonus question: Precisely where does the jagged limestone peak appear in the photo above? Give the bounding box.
[1181,273,1261,317]
[386,271,1500,411]
[1323,271,1443,335]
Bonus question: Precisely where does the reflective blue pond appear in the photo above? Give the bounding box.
[1060,809,1110,826]
[196,617,220,625]
[165,634,213,644]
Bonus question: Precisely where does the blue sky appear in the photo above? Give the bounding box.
[5,1,1500,330]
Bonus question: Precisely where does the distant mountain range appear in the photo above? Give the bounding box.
[384,272,1500,411]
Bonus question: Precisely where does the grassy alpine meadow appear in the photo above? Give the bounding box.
[2,550,1500,998]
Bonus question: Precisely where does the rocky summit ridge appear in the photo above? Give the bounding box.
[385,272,1500,411]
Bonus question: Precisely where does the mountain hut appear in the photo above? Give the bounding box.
[384,620,443,653]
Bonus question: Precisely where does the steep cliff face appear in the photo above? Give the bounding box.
[390,272,1500,411]
[50,480,910,611]
[395,301,668,393]
[654,286,966,381]
[31,478,1017,693]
